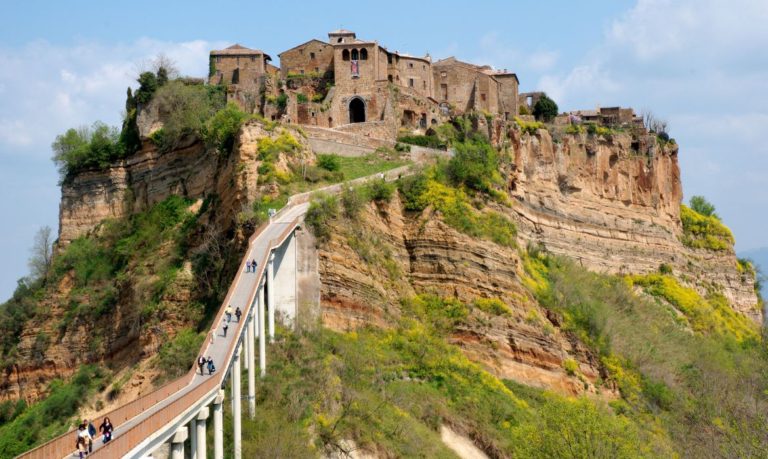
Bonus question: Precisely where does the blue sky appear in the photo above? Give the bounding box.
[1,0,767,300]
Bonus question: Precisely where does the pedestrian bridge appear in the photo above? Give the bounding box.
[20,203,307,459]
[18,164,412,459]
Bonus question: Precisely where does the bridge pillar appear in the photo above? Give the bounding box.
[268,252,275,342]
[196,407,209,459]
[170,426,187,459]
[213,390,225,459]
[247,313,256,419]
[273,230,298,327]
[232,350,242,459]
[189,416,197,459]
[259,278,267,377]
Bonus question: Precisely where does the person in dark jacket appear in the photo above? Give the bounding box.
[207,357,216,375]
[235,307,242,322]
[99,417,114,443]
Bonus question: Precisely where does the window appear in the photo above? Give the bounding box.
[216,56,221,63]
[300,69,304,75]
[337,37,343,43]
[251,56,255,62]
[388,75,393,82]
[342,49,350,61]
[441,71,446,78]
[387,54,392,64]
[360,48,368,60]
[480,93,486,101]
[351,49,359,60]
[409,78,414,87]
[408,62,413,69]
[310,52,315,60]
[423,81,426,90]
[422,64,425,70]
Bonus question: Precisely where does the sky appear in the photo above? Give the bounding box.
[1,0,767,301]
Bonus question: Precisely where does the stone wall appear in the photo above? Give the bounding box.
[279,40,334,79]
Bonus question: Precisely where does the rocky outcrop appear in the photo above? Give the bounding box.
[318,196,615,396]
[4,122,314,402]
[506,129,761,323]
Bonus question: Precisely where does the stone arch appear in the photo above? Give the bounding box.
[349,97,365,123]
[351,48,359,60]
[360,48,368,60]
[342,49,350,61]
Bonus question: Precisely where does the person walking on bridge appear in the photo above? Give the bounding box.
[235,306,242,322]
[197,355,207,375]
[77,423,93,457]
[225,305,233,323]
[207,356,216,375]
[99,417,113,443]
[246,260,251,272]
[251,258,257,272]
[222,318,229,337]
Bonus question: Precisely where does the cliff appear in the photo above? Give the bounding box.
[505,128,760,323]
[2,121,313,402]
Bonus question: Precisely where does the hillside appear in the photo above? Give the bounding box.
[0,70,765,458]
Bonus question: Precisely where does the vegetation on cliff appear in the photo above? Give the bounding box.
[680,196,734,251]
[525,253,767,458]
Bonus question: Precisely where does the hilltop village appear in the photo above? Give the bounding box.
[208,29,642,141]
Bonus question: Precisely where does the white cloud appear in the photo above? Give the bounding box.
[0,38,227,159]
[526,50,559,72]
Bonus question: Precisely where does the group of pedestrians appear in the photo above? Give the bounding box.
[75,417,113,457]
[245,258,258,272]
[197,355,216,375]
[222,305,243,337]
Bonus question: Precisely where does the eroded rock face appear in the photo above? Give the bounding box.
[3,123,312,402]
[318,197,615,396]
[507,129,761,323]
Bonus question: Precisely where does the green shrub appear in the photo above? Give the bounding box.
[396,135,445,150]
[397,173,429,211]
[51,122,125,180]
[134,71,158,105]
[276,93,288,110]
[447,137,502,192]
[566,123,585,134]
[473,298,512,316]
[205,102,249,154]
[316,154,341,172]
[659,263,673,275]
[680,204,734,251]
[311,93,325,103]
[341,186,366,219]
[156,328,204,380]
[296,93,308,104]
[364,179,395,202]
[514,116,544,135]
[532,94,558,122]
[688,195,718,218]
[305,194,339,240]
[151,81,225,153]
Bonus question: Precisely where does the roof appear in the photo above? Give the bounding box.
[434,56,519,84]
[328,29,356,35]
[278,38,331,57]
[211,44,271,60]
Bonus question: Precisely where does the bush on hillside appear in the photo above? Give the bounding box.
[680,204,734,251]
[305,194,339,241]
[51,122,125,181]
[205,102,250,154]
[447,137,502,193]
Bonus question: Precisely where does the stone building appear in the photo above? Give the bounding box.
[432,57,519,119]
[210,30,519,140]
[567,106,643,127]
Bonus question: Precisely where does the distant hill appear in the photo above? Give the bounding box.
[738,247,768,297]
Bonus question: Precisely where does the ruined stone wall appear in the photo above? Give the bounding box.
[279,40,334,79]
[210,53,266,89]
[496,74,519,118]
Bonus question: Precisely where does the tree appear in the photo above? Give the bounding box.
[689,196,719,219]
[134,71,158,105]
[28,226,53,280]
[641,110,669,134]
[51,122,123,179]
[151,54,179,80]
[533,94,558,122]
